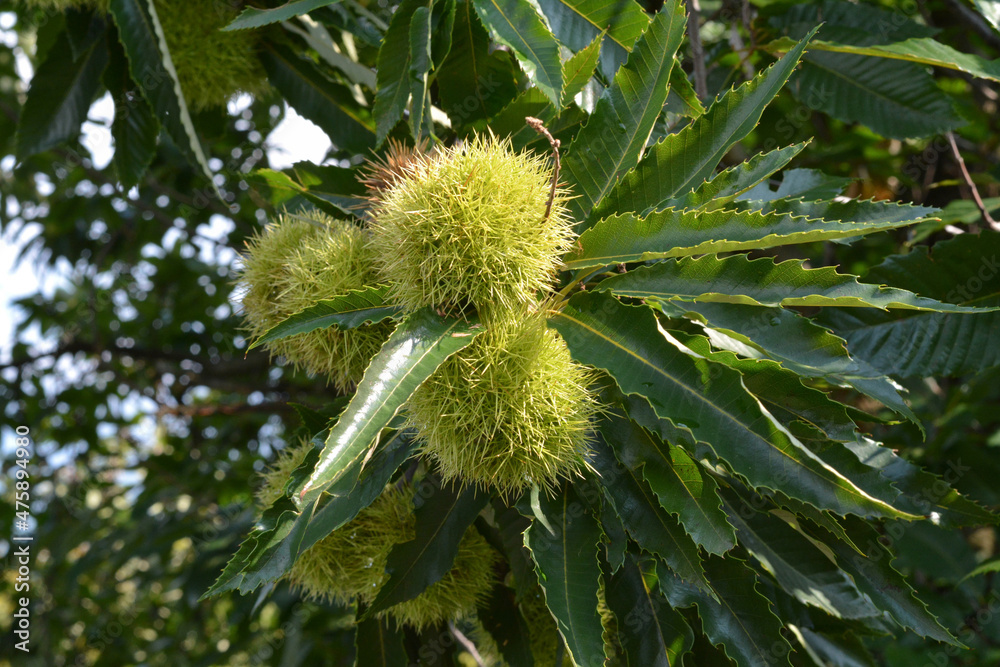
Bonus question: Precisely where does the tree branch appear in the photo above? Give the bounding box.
[947,131,1000,231]
[685,0,708,99]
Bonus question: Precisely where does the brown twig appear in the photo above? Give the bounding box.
[685,0,708,99]
[525,116,561,221]
[946,131,1000,231]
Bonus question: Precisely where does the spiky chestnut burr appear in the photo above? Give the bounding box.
[238,211,393,391]
[156,0,268,111]
[407,308,597,497]
[368,134,574,318]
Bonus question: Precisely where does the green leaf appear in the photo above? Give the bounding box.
[202,428,418,598]
[595,254,998,312]
[592,431,709,589]
[298,428,418,549]
[354,615,408,665]
[489,31,600,148]
[832,519,962,645]
[523,484,606,667]
[668,143,808,211]
[472,0,563,107]
[200,499,304,600]
[564,204,933,271]
[431,0,458,69]
[563,31,602,103]
[960,557,1000,583]
[368,481,488,613]
[659,556,793,667]
[591,29,816,220]
[794,52,962,139]
[600,409,735,556]
[437,0,520,127]
[722,494,880,619]
[16,32,107,160]
[791,628,876,667]
[373,0,423,144]
[408,6,434,141]
[561,2,687,223]
[104,38,159,189]
[300,309,482,504]
[252,162,368,217]
[605,552,693,667]
[666,311,916,428]
[842,436,997,528]
[738,197,937,225]
[549,291,916,520]
[223,0,340,31]
[818,230,1000,377]
[536,0,649,80]
[740,167,854,204]
[477,582,535,666]
[260,42,376,153]
[975,0,1000,32]
[248,284,400,351]
[767,36,1000,83]
[108,0,216,193]
[666,332,923,492]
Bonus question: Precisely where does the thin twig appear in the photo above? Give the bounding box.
[685,0,708,99]
[448,621,486,667]
[946,131,1000,231]
[525,116,561,221]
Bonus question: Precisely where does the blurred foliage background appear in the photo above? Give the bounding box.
[0,0,998,665]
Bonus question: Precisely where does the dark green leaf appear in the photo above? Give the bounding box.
[253,162,368,217]
[373,0,423,144]
[659,556,793,667]
[668,143,808,211]
[249,284,399,351]
[437,0,520,127]
[601,410,735,556]
[592,431,709,589]
[831,519,962,645]
[792,52,963,139]
[368,480,487,612]
[793,628,876,667]
[477,582,535,666]
[563,31,602,103]
[260,42,376,153]
[563,204,934,270]
[202,429,418,598]
[549,291,915,520]
[665,63,704,118]
[536,0,649,80]
[722,494,880,619]
[408,6,434,140]
[472,0,562,107]
[591,29,816,220]
[605,552,693,667]
[354,615,408,665]
[16,32,108,160]
[489,31,600,148]
[108,0,216,190]
[104,36,159,189]
[595,254,997,312]
[819,230,1000,377]
[300,309,482,504]
[524,484,606,667]
[561,2,687,223]
[224,0,341,31]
